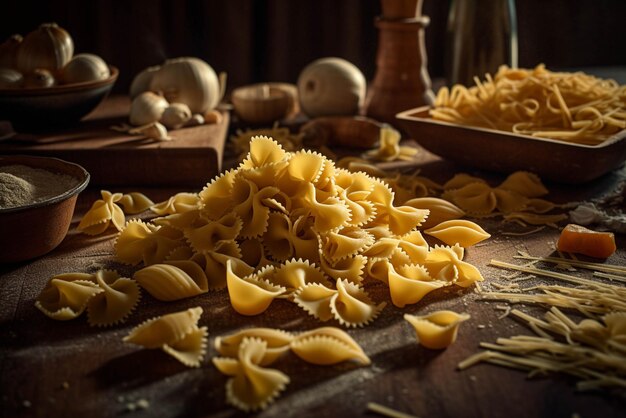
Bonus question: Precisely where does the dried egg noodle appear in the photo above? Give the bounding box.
[431,65,626,145]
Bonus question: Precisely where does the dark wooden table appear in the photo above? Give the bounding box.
[1,141,625,418]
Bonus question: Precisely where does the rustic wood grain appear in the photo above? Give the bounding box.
[1,150,625,418]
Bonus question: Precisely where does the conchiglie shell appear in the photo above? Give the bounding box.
[404,310,470,349]
[403,197,466,229]
[133,261,208,301]
[226,259,285,316]
[124,307,203,349]
[290,335,370,365]
[424,219,490,248]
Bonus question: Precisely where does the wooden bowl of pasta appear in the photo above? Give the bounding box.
[397,106,626,183]
[0,155,90,263]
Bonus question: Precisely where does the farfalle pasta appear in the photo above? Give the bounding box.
[123,307,207,367]
[35,273,103,320]
[78,190,126,235]
[424,219,491,248]
[133,261,209,301]
[117,192,154,214]
[87,269,141,326]
[291,327,370,365]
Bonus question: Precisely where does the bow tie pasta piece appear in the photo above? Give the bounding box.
[115,222,185,267]
[199,170,238,221]
[78,190,125,235]
[492,188,529,214]
[398,231,429,265]
[442,182,497,215]
[87,269,141,327]
[151,192,200,216]
[498,171,549,198]
[133,260,208,301]
[423,245,484,287]
[298,183,351,232]
[403,197,466,229]
[362,238,400,259]
[293,283,337,322]
[262,212,295,261]
[35,273,103,320]
[239,238,274,270]
[271,259,330,291]
[443,174,487,190]
[242,135,288,168]
[117,192,154,214]
[215,328,294,366]
[226,259,286,316]
[184,212,243,253]
[404,310,470,349]
[320,254,367,284]
[387,262,447,308]
[424,219,490,248]
[330,279,386,328]
[124,307,207,367]
[193,249,253,291]
[291,327,370,366]
[217,337,290,412]
[321,227,374,262]
[290,214,321,263]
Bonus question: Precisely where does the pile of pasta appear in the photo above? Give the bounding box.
[106,136,488,327]
[431,64,626,145]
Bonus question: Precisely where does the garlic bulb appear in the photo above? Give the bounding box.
[16,23,74,73]
[297,57,366,117]
[149,57,223,114]
[129,65,160,99]
[23,68,55,88]
[129,91,169,126]
[0,68,23,89]
[59,53,109,84]
[0,34,23,69]
[160,102,192,129]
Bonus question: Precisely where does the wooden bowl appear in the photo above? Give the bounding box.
[396,106,626,184]
[0,155,90,263]
[232,83,291,124]
[0,66,118,129]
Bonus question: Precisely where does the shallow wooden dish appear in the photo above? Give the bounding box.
[396,106,626,184]
[0,66,118,128]
[232,83,290,124]
[0,155,89,263]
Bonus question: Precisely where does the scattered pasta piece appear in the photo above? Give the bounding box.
[133,261,209,301]
[291,327,370,365]
[213,337,290,412]
[35,273,103,320]
[424,219,490,248]
[78,190,126,235]
[87,270,141,327]
[117,192,154,214]
[403,197,465,229]
[215,328,294,366]
[404,310,470,349]
[364,125,418,162]
[123,307,207,367]
[367,402,418,418]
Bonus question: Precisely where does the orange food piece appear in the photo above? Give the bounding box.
[556,224,616,259]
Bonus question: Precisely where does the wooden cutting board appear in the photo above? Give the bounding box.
[0,96,228,187]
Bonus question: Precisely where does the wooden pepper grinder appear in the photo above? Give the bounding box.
[365,0,435,127]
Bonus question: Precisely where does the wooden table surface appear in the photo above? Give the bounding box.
[1,143,625,418]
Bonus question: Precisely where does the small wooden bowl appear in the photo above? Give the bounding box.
[232,83,291,124]
[0,155,90,263]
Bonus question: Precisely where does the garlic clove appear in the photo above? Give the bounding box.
[160,102,192,129]
[184,114,205,127]
[130,65,161,99]
[0,34,23,70]
[0,68,24,89]
[59,53,110,84]
[129,122,172,141]
[23,68,55,88]
[16,23,74,73]
[129,91,169,126]
[149,57,222,114]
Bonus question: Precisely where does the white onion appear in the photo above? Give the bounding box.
[59,53,110,84]
[129,65,160,99]
[16,23,74,73]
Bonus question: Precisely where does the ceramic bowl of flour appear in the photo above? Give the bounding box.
[0,155,89,263]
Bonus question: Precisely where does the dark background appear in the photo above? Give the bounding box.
[2,0,625,93]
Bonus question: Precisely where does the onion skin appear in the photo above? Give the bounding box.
[16,23,74,73]
[149,57,221,114]
[297,57,366,118]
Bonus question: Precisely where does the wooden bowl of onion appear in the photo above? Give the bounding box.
[0,23,118,128]
[0,155,90,263]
